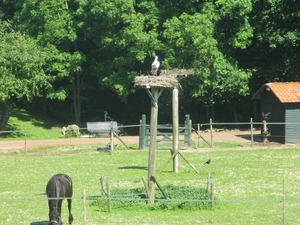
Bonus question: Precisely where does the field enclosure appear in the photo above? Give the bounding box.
[1,141,300,224]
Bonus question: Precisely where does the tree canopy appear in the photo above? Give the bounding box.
[0,0,299,129]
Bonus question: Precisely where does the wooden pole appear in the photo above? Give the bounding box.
[152,176,167,199]
[100,176,106,196]
[250,118,254,147]
[106,183,112,212]
[282,178,285,225]
[142,176,150,198]
[197,123,200,148]
[210,118,213,147]
[206,172,211,191]
[110,122,114,152]
[83,189,87,225]
[172,86,179,173]
[178,152,199,173]
[210,183,214,209]
[139,114,146,149]
[147,88,162,204]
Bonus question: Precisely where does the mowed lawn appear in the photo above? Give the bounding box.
[1,145,300,225]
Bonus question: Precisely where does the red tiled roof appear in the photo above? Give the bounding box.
[252,82,300,103]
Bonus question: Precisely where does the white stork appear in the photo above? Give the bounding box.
[150,56,160,76]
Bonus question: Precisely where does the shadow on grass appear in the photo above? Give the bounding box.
[30,221,49,225]
[236,134,264,143]
[6,108,62,130]
[118,166,148,170]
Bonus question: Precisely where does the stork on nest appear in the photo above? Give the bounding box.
[150,56,160,76]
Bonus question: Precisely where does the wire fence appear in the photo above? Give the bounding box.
[1,119,299,151]
[1,177,300,225]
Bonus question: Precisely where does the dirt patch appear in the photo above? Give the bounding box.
[0,130,296,152]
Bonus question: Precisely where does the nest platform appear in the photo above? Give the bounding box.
[134,75,179,89]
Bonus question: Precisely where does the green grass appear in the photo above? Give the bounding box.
[1,108,65,140]
[1,147,300,224]
[1,108,300,224]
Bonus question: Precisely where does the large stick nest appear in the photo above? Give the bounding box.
[134,69,194,89]
[134,75,179,89]
[159,69,195,76]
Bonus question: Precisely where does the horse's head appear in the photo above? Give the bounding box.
[49,207,62,225]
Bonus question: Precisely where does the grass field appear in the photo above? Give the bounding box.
[1,145,300,225]
[1,108,300,224]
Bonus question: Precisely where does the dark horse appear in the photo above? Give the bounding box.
[46,174,73,225]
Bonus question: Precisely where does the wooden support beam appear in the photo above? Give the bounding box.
[147,88,160,204]
[172,86,179,173]
[151,176,167,199]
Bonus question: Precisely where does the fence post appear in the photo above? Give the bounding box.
[100,176,105,196]
[83,189,87,225]
[206,172,211,191]
[184,114,191,146]
[24,127,27,152]
[210,182,214,209]
[250,118,254,147]
[106,183,112,213]
[139,114,146,149]
[197,123,200,148]
[210,119,213,148]
[110,122,114,152]
[282,178,285,225]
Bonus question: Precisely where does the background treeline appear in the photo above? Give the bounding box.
[0,0,299,131]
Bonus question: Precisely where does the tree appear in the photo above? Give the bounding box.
[162,2,252,120]
[14,0,85,124]
[0,26,51,131]
[247,0,300,83]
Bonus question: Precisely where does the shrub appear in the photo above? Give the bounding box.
[91,184,212,211]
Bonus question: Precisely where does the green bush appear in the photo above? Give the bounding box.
[91,185,212,212]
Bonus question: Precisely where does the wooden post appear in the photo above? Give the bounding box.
[210,118,213,147]
[210,182,214,209]
[100,176,105,196]
[24,127,27,152]
[83,189,87,225]
[282,178,285,225]
[206,172,211,191]
[250,118,254,147]
[106,183,112,212]
[151,176,167,199]
[142,176,150,198]
[178,152,199,173]
[110,122,114,152]
[147,88,163,204]
[172,86,179,173]
[139,114,146,149]
[197,123,200,148]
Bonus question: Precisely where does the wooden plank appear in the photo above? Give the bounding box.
[178,152,199,173]
[152,176,167,199]
[141,176,150,198]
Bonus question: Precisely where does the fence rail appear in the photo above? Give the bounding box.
[1,118,299,151]
[1,177,299,224]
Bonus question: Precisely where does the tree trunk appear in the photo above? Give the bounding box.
[211,105,215,122]
[205,106,210,121]
[72,71,81,124]
[0,102,13,134]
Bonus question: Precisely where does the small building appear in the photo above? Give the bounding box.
[252,82,300,144]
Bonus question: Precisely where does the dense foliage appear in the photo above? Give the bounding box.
[0,0,299,129]
[92,185,211,211]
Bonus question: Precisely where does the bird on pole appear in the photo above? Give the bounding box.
[150,56,160,76]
